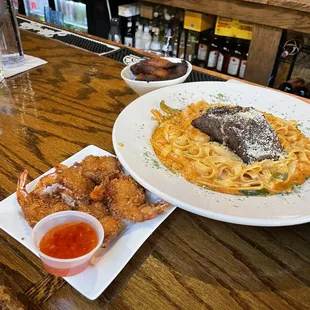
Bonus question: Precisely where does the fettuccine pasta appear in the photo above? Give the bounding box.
[150,101,310,196]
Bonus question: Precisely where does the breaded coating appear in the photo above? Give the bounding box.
[79,155,121,184]
[17,170,71,227]
[98,174,170,222]
[77,201,124,247]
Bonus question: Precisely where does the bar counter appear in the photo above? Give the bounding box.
[1,29,310,310]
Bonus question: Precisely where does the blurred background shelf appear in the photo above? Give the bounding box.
[14,0,310,97]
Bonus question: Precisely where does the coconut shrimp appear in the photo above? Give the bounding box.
[54,164,95,202]
[78,155,121,185]
[17,170,71,227]
[91,174,170,222]
[77,202,124,247]
[32,164,95,205]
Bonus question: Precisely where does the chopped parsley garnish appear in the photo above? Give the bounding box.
[240,188,269,196]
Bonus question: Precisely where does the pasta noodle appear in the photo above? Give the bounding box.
[150,101,310,196]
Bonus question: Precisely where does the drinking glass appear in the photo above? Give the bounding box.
[0,0,25,68]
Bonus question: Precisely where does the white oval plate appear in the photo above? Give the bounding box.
[113,82,310,227]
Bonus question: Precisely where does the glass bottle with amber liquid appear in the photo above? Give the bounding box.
[238,42,249,79]
[216,37,232,74]
[195,34,209,68]
[227,40,243,76]
[206,35,220,70]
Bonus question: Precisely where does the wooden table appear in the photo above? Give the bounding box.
[1,30,310,310]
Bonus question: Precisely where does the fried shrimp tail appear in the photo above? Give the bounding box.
[16,170,31,211]
[17,170,71,227]
[101,174,171,222]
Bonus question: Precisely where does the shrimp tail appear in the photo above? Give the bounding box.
[16,170,31,208]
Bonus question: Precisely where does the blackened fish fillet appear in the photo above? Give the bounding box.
[191,106,284,164]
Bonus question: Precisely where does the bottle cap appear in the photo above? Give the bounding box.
[144,26,150,32]
[138,25,143,30]
[111,17,119,25]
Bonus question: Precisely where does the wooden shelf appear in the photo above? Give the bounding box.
[145,0,310,34]
[144,0,310,86]
[242,0,310,13]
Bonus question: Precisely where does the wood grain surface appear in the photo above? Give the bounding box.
[244,24,282,85]
[146,0,310,34]
[0,30,310,309]
[242,0,310,13]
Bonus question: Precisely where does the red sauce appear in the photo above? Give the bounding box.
[39,222,98,259]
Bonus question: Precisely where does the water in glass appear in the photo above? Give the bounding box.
[0,0,25,68]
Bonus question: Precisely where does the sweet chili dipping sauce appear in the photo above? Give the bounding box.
[39,222,98,259]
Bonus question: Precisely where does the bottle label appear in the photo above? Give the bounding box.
[227,57,240,75]
[197,44,207,61]
[207,51,218,68]
[124,37,133,47]
[216,53,224,71]
[239,60,247,78]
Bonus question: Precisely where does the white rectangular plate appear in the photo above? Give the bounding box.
[0,145,175,300]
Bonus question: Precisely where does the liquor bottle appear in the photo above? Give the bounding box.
[189,31,199,64]
[135,16,140,32]
[135,25,143,49]
[239,43,249,79]
[172,37,178,57]
[279,78,305,94]
[162,28,173,57]
[150,28,162,52]
[108,18,121,44]
[194,34,209,68]
[178,30,185,59]
[217,37,232,73]
[172,25,179,58]
[294,83,310,99]
[159,21,167,47]
[227,40,243,76]
[141,26,152,50]
[124,18,134,47]
[149,19,155,36]
[206,36,220,70]
[185,31,192,62]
